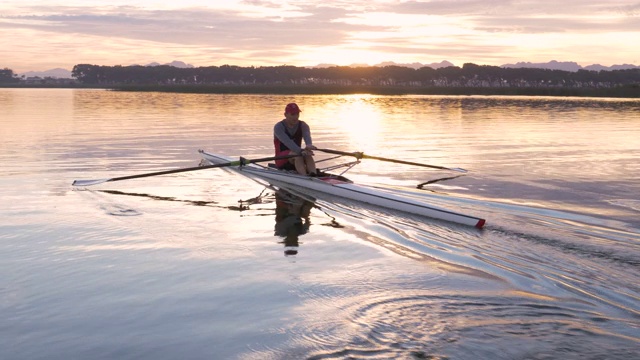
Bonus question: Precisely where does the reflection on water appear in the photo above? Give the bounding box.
[416,174,465,189]
[274,190,313,256]
[1,89,639,359]
[95,186,322,256]
[98,189,220,207]
[97,185,336,258]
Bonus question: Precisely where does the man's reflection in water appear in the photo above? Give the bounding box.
[274,189,314,256]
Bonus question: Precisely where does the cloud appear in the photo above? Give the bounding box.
[0,5,386,48]
[1,1,639,71]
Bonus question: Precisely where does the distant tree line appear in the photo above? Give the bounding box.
[3,64,639,96]
[69,63,640,90]
[0,68,20,83]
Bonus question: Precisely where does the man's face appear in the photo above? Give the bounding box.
[284,112,300,123]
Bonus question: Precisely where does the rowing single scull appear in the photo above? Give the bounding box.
[198,149,486,228]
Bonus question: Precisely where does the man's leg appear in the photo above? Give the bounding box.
[294,157,307,175]
[304,154,316,174]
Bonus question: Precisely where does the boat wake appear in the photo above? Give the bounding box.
[74,179,640,359]
[607,198,640,212]
[234,189,640,360]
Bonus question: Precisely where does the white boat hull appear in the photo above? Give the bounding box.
[199,150,486,228]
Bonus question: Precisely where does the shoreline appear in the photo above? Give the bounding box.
[2,83,639,98]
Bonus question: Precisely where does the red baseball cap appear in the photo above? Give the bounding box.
[285,103,301,114]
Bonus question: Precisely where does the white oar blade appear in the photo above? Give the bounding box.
[72,178,111,187]
[451,167,468,173]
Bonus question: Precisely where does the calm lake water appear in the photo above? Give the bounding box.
[1,89,639,359]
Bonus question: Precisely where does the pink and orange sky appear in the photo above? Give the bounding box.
[1,0,639,73]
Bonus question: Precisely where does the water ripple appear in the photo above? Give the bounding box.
[252,291,639,360]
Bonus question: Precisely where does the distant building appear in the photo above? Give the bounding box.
[23,77,77,85]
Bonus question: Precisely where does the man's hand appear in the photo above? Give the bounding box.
[303,145,316,156]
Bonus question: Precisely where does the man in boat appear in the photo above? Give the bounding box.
[273,102,318,176]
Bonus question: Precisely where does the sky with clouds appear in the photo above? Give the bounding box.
[1,0,639,72]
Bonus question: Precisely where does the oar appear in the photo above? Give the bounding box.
[72,154,298,187]
[316,148,468,173]
[416,175,464,189]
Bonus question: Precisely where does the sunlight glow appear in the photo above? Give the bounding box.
[332,95,384,153]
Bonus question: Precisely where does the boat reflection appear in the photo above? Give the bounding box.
[274,189,314,256]
[91,187,337,256]
[94,189,265,211]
